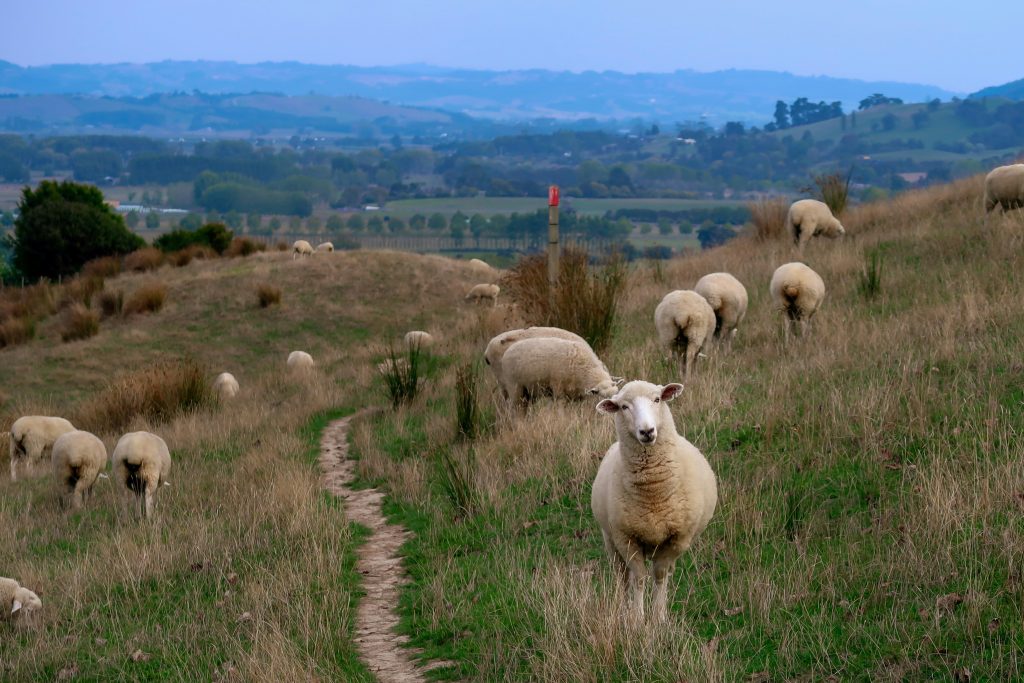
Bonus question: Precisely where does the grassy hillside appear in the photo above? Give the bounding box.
[352,177,1024,680]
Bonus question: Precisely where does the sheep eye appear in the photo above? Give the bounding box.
[622,405,630,411]
[653,397,660,403]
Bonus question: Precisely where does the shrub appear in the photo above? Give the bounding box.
[749,197,789,241]
[197,223,233,254]
[60,303,99,342]
[76,358,214,434]
[275,241,289,252]
[378,343,423,408]
[168,244,216,267]
[81,255,121,279]
[812,170,853,216]
[125,283,167,315]
[256,283,281,308]
[0,316,34,348]
[226,237,265,258]
[858,250,883,300]
[154,222,234,254]
[59,276,104,308]
[124,247,164,272]
[98,289,124,318]
[503,248,628,353]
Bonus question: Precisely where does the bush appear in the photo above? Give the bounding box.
[124,247,164,272]
[749,197,789,241]
[256,283,281,308]
[226,237,265,258]
[98,289,124,318]
[60,303,99,342]
[81,255,121,279]
[154,222,234,254]
[503,248,628,353]
[0,316,34,348]
[76,358,214,434]
[125,283,167,315]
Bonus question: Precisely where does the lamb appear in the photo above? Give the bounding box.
[404,330,434,351]
[787,199,845,252]
[0,577,42,620]
[694,272,748,349]
[8,416,75,482]
[51,430,108,510]
[292,240,314,259]
[499,337,619,406]
[316,242,335,253]
[484,326,590,388]
[654,290,716,378]
[984,164,1024,213]
[770,262,826,338]
[465,283,500,306]
[213,372,239,399]
[287,351,315,371]
[591,381,717,621]
[112,431,172,519]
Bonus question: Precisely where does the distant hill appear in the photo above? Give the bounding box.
[0,60,958,125]
[970,78,1024,101]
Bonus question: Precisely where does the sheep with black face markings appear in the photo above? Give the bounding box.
[654,290,716,378]
[8,416,75,482]
[694,272,748,350]
[770,262,825,339]
[112,431,172,519]
[51,430,108,510]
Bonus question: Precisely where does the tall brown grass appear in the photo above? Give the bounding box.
[59,276,104,308]
[256,283,281,308]
[748,197,789,241]
[97,289,124,318]
[226,237,265,258]
[0,316,34,348]
[168,244,217,267]
[60,304,99,342]
[124,283,167,315]
[81,255,121,279]
[124,247,164,272]
[812,170,853,216]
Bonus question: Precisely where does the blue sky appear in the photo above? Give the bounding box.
[5,0,1022,92]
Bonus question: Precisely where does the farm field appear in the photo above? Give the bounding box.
[380,195,745,219]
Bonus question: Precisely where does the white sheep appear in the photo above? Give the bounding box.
[292,240,314,259]
[468,258,493,276]
[51,430,108,510]
[465,283,500,306]
[484,326,589,387]
[770,262,826,339]
[694,272,748,349]
[8,416,75,482]
[499,337,619,406]
[112,431,172,519]
[591,381,717,621]
[404,330,435,351]
[787,199,845,252]
[287,351,315,371]
[316,242,335,253]
[654,290,716,378]
[984,164,1024,213]
[213,372,240,399]
[0,577,42,620]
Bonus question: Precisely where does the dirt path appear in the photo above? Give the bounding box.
[320,411,450,683]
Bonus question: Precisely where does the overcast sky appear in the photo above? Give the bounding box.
[5,0,1021,93]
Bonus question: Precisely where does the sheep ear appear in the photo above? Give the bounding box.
[610,376,625,386]
[660,383,684,402]
[11,600,21,615]
[596,399,619,414]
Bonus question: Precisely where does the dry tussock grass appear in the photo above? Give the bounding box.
[256,283,281,308]
[60,303,99,342]
[124,282,167,315]
[124,247,165,272]
[748,197,790,241]
[81,255,122,279]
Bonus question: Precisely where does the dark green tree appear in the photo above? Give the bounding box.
[773,100,790,129]
[347,214,364,231]
[125,211,140,229]
[428,213,448,231]
[145,211,160,229]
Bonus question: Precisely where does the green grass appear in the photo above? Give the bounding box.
[381,196,744,219]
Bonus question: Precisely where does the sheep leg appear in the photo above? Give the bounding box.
[9,457,17,482]
[617,540,647,618]
[651,556,677,623]
[602,532,629,585]
[144,489,155,519]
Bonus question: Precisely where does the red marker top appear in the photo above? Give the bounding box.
[548,185,560,207]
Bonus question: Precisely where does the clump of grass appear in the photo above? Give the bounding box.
[0,280,57,322]
[436,445,479,515]
[748,197,790,241]
[124,247,165,272]
[168,244,216,267]
[858,250,883,300]
[60,303,100,342]
[59,275,104,308]
[0,316,34,348]
[76,358,214,434]
[378,342,423,408]
[97,289,124,318]
[256,283,282,308]
[504,248,627,353]
[226,237,265,257]
[275,240,289,252]
[455,362,479,441]
[124,283,167,315]
[81,255,121,279]
[812,169,853,216]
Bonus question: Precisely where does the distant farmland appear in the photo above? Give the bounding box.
[379,196,745,219]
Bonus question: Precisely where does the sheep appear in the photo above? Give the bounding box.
[316,241,335,253]
[499,337,619,406]
[694,272,748,350]
[484,326,590,389]
[292,240,314,259]
[112,431,172,519]
[465,283,500,306]
[770,262,826,339]
[468,258,493,276]
[787,199,845,252]
[51,430,108,510]
[404,330,434,351]
[984,164,1024,213]
[591,380,717,621]
[654,290,716,378]
[213,372,239,399]
[287,351,315,371]
[8,416,75,482]
[0,577,42,621]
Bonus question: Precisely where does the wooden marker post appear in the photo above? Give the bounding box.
[547,185,560,293]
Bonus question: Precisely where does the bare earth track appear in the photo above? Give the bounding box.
[320,412,450,682]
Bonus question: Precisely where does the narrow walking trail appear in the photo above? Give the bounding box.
[319,412,450,682]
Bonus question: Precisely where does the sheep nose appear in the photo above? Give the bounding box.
[638,428,656,443]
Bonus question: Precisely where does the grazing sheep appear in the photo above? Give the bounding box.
[984,164,1024,213]
[591,381,717,621]
[465,283,500,306]
[287,351,315,371]
[770,262,826,339]
[8,416,75,482]
[51,430,108,510]
[654,290,716,378]
[292,240,314,259]
[213,372,239,399]
[316,242,335,253]
[404,330,435,351]
[0,577,42,621]
[468,258,492,275]
[694,272,748,349]
[787,199,845,252]
[484,326,590,387]
[112,431,172,519]
[499,337,619,406]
